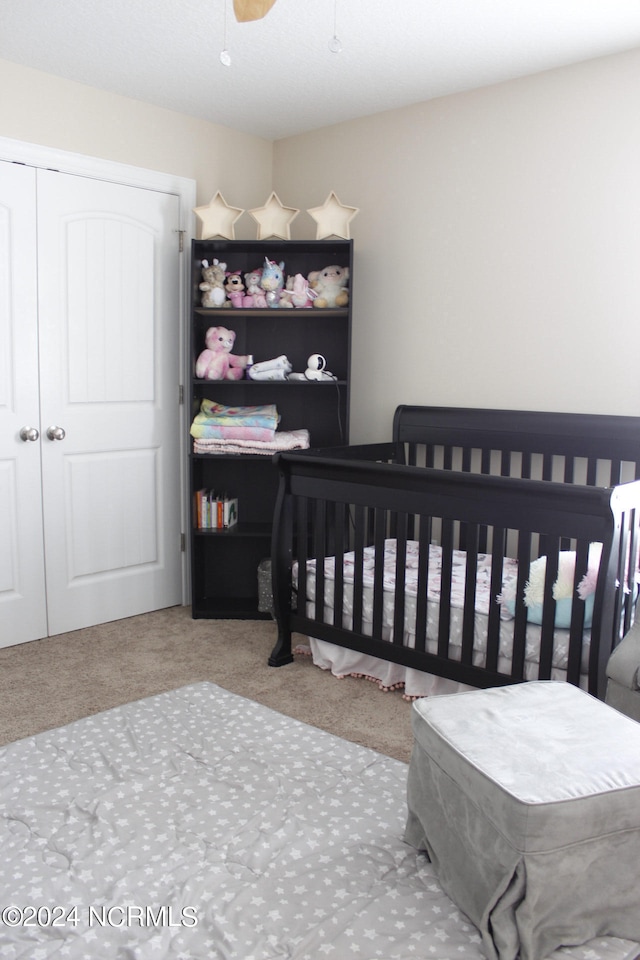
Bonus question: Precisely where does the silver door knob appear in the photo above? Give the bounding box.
[19,426,39,442]
[46,426,66,441]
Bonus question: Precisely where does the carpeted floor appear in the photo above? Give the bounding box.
[0,606,414,761]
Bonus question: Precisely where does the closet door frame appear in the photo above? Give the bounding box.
[0,135,196,608]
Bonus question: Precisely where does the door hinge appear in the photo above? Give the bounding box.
[176,229,186,253]
[178,384,184,405]
[180,532,186,552]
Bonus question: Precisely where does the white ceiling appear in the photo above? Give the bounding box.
[2,0,640,141]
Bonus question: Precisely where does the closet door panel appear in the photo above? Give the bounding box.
[0,161,48,647]
[64,450,159,578]
[37,170,182,635]
[66,216,155,403]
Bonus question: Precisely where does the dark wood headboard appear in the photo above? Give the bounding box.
[393,405,640,486]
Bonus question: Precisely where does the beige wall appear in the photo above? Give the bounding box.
[0,58,272,233]
[275,48,640,441]
[3,50,640,444]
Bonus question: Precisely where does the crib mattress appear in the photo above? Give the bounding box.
[294,540,591,697]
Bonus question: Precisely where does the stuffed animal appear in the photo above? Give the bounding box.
[260,258,285,308]
[225,271,245,308]
[243,268,266,308]
[195,326,248,380]
[279,273,316,308]
[308,264,350,309]
[199,259,229,309]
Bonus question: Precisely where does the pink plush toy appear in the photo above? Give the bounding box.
[280,273,317,308]
[195,326,248,380]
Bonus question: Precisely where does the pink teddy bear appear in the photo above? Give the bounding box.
[195,326,248,381]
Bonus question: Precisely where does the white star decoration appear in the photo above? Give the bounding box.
[193,191,244,240]
[307,191,359,240]
[248,192,300,240]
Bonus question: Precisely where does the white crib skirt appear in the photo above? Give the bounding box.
[297,637,476,698]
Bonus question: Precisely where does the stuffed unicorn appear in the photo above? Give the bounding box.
[260,258,285,308]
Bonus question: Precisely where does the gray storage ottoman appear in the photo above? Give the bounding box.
[404,681,640,960]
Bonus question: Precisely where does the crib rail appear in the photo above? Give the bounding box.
[393,405,640,486]
[269,451,640,699]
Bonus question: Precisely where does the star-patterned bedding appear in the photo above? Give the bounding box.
[2,682,639,960]
[294,540,594,698]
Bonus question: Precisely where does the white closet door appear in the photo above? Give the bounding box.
[37,170,183,635]
[0,162,48,647]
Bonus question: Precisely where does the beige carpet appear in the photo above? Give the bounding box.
[0,606,414,762]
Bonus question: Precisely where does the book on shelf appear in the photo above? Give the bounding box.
[194,489,238,529]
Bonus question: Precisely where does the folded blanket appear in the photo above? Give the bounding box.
[248,368,289,381]
[190,422,276,441]
[190,399,281,441]
[250,355,292,374]
[197,399,279,430]
[193,429,310,456]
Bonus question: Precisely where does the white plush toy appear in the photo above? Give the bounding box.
[308,264,349,309]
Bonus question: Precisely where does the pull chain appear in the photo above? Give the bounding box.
[220,0,231,66]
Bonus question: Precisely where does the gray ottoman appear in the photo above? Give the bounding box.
[404,681,640,960]
[606,623,640,722]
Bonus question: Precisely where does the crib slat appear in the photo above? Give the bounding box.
[371,509,387,640]
[623,510,639,634]
[314,500,327,624]
[333,501,346,629]
[393,513,408,648]
[565,457,575,484]
[296,497,309,617]
[352,504,366,634]
[437,519,454,658]
[614,519,630,643]
[414,518,432,654]
[461,523,479,665]
[566,540,590,685]
[511,532,532,679]
[560,463,574,549]
[537,542,560,680]
[486,528,506,672]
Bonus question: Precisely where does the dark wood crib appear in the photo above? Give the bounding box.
[268,406,640,698]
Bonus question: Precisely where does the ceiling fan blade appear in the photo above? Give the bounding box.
[233,0,277,22]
